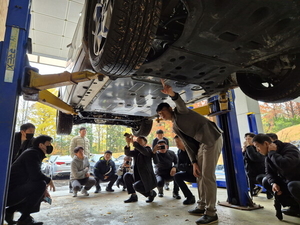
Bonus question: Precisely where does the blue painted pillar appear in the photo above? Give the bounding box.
[0,0,31,222]
[209,90,250,206]
[247,112,258,134]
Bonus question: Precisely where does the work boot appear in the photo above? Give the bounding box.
[183,196,196,205]
[81,188,89,196]
[17,216,43,225]
[173,192,181,200]
[124,194,138,203]
[146,190,157,203]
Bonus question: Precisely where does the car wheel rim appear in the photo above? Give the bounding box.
[92,0,113,56]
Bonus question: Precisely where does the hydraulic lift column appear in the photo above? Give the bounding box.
[208,91,262,209]
[0,0,31,222]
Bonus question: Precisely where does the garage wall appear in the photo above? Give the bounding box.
[0,0,8,41]
[235,88,264,146]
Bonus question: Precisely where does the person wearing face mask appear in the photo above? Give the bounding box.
[12,123,36,162]
[5,135,56,225]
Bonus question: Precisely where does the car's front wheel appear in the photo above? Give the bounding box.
[87,0,162,77]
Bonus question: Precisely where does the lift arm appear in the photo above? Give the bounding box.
[25,69,104,90]
[21,68,106,114]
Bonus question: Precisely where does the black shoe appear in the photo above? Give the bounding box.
[282,207,300,217]
[188,207,205,215]
[252,186,262,196]
[124,194,138,203]
[146,190,157,203]
[17,216,43,225]
[173,193,181,199]
[183,196,196,205]
[106,187,114,192]
[195,214,218,224]
[158,193,164,197]
[122,187,126,191]
[94,188,100,193]
[5,211,17,225]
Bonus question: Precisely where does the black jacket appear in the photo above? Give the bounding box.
[177,149,193,175]
[94,156,116,180]
[125,142,157,192]
[266,140,300,184]
[9,147,50,190]
[243,145,265,178]
[153,150,178,175]
[12,132,34,162]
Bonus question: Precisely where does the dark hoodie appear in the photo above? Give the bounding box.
[9,147,50,189]
[266,140,300,184]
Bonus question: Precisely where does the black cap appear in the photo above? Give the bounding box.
[105,150,113,155]
[157,139,167,144]
[156,129,164,134]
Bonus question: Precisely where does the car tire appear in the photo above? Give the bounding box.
[236,55,300,103]
[87,0,162,77]
[132,119,153,136]
[56,111,73,135]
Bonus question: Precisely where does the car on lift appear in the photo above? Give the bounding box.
[56,0,300,136]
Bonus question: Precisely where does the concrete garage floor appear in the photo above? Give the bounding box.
[6,181,300,225]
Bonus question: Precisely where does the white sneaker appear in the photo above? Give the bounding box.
[73,191,77,197]
[81,188,89,196]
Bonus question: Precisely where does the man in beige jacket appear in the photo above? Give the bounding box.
[69,127,90,158]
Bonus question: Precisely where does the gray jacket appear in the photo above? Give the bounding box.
[171,93,223,162]
[70,155,90,181]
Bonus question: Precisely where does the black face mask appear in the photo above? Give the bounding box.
[26,133,34,140]
[46,145,53,154]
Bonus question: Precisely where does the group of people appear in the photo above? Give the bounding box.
[242,130,300,220]
[118,80,223,224]
[4,79,300,225]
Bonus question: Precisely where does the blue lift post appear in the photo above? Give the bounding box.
[0,0,31,222]
[208,91,262,209]
[247,112,258,134]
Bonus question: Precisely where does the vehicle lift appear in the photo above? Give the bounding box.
[0,0,262,222]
